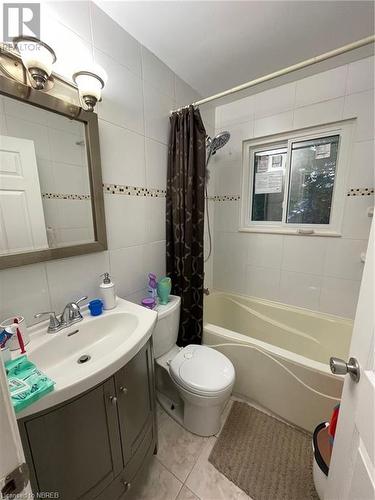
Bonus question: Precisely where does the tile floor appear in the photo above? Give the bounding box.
[132,397,252,500]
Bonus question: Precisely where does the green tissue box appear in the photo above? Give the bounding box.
[5,355,55,413]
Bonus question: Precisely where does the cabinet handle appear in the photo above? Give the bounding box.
[120,386,128,395]
[123,481,131,492]
[109,395,117,405]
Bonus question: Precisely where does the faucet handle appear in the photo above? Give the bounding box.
[70,296,88,321]
[75,296,88,307]
[34,311,61,333]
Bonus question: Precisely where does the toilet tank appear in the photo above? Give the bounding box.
[152,295,181,358]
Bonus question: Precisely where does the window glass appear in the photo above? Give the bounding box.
[251,147,287,222]
[287,135,339,224]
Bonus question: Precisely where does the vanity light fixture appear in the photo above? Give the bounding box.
[0,36,106,112]
[13,36,56,90]
[72,71,105,112]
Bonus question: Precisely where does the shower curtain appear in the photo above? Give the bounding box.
[166,106,206,346]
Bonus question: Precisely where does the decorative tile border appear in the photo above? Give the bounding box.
[42,193,91,200]
[347,188,374,197]
[103,183,166,198]
[42,186,374,202]
[207,195,241,202]
[207,188,374,202]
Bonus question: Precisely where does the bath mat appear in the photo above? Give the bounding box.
[209,401,319,500]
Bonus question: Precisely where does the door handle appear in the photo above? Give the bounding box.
[330,356,360,383]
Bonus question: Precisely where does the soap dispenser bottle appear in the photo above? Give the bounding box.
[100,273,116,310]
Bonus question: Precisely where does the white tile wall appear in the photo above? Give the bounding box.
[293,97,344,129]
[99,120,146,186]
[0,2,200,326]
[212,56,374,318]
[294,66,348,108]
[346,57,375,95]
[343,90,375,142]
[254,110,294,137]
[254,82,296,119]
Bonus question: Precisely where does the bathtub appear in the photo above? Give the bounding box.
[203,292,353,431]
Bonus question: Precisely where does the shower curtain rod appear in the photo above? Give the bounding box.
[170,35,375,114]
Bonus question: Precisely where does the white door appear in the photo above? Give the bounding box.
[0,135,48,255]
[325,219,375,500]
[0,362,32,498]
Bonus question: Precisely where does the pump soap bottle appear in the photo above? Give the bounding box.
[100,273,116,310]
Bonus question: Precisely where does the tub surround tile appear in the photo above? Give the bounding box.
[295,66,348,108]
[216,96,255,128]
[319,277,361,319]
[281,236,327,276]
[343,90,375,142]
[346,57,375,95]
[245,266,281,302]
[214,163,242,197]
[347,140,375,189]
[214,202,240,233]
[214,121,254,165]
[341,196,374,240]
[254,111,294,138]
[324,239,367,281]
[293,97,344,129]
[254,82,296,119]
[246,233,283,269]
[211,57,373,317]
[279,271,322,310]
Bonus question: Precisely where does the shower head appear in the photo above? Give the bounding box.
[209,131,231,155]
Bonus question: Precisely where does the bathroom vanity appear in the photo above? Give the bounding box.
[14,298,158,500]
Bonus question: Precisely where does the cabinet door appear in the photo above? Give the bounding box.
[115,341,154,465]
[23,378,122,500]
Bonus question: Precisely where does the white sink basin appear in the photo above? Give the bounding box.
[14,297,157,419]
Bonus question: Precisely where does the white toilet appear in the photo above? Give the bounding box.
[153,295,235,436]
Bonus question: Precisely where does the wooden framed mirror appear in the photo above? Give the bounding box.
[0,73,107,270]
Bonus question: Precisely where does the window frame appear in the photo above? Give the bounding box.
[240,120,355,237]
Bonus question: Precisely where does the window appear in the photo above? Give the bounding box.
[240,121,354,236]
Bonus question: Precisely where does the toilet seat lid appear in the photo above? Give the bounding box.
[169,345,235,395]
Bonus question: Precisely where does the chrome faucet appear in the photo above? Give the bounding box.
[35,296,88,333]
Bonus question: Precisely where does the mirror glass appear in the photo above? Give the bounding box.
[0,95,95,256]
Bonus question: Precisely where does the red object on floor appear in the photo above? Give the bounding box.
[328,404,340,445]
[14,317,26,354]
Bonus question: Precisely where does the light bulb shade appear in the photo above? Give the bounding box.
[73,71,105,101]
[13,36,56,77]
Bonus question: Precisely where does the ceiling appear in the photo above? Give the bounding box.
[97,1,374,97]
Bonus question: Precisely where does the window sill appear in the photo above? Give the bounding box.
[238,227,342,237]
